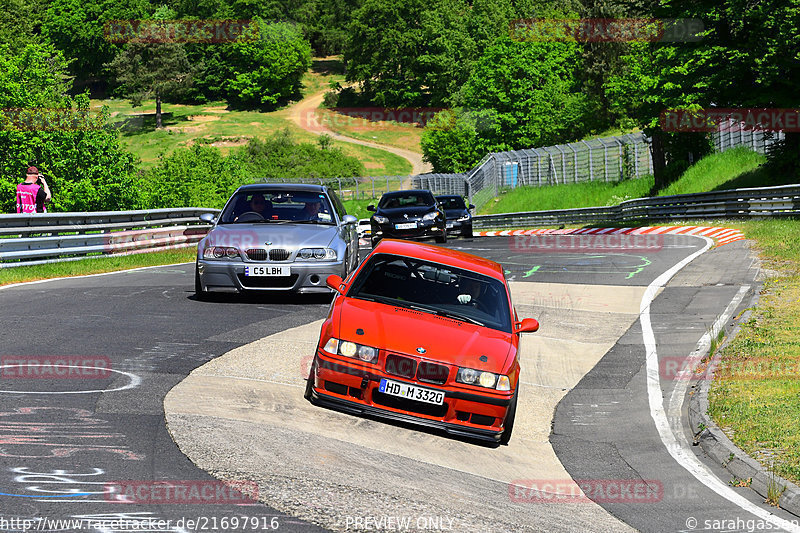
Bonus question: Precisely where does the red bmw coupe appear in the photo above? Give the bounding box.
[305,239,539,444]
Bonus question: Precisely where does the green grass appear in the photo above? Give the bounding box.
[707,219,800,486]
[658,147,768,196]
[480,175,655,215]
[0,248,196,287]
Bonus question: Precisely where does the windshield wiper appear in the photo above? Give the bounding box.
[432,309,485,326]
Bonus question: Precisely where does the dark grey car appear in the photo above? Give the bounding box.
[195,184,359,298]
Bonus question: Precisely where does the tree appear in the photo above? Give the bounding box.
[458,36,591,150]
[420,110,485,173]
[41,0,153,85]
[226,20,312,108]
[106,38,194,129]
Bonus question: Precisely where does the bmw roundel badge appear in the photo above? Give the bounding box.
[416,347,426,354]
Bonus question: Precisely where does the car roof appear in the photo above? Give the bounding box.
[435,194,462,199]
[236,183,327,193]
[371,239,505,280]
[380,189,433,198]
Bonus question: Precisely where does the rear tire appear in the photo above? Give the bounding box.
[499,388,518,445]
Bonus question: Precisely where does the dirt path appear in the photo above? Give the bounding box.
[287,89,432,180]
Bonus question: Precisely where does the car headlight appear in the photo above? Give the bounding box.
[422,211,439,221]
[322,337,378,363]
[457,214,471,222]
[297,248,337,261]
[456,367,508,390]
[203,246,240,260]
[373,215,389,224]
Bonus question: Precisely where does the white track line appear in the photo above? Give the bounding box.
[641,236,800,531]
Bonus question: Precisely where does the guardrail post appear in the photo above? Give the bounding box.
[603,144,609,182]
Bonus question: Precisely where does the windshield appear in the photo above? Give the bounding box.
[348,253,512,333]
[438,197,466,210]
[219,190,335,224]
[378,192,435,209]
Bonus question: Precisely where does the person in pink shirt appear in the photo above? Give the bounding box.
[15,166,51,213]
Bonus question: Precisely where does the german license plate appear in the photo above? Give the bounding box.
[244,265,290,276]
[379,379,444,405]
[395,222,417,230]
[446,222,455,228]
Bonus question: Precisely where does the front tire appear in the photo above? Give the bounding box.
[499,388,518,445]
[435,229,447,244]
[371,236,382,248]
[462,226,473,239]
[304,359,316,400]
[194,266,208,301]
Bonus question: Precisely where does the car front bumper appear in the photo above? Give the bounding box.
[445,219,472,234]
[372,221,445,241]
[307,350,512,443]
[197,259,346,293]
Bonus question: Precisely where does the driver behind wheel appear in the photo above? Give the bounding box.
[235,193,272,221]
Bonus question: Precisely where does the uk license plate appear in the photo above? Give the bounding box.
[245,265,290,276]
[395,222,417,230]
[379,379,444,405]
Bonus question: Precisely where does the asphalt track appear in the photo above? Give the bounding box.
[0,234,795,532]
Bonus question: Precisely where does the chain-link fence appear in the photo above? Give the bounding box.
[414,132,653,211]
[712,119,785,155]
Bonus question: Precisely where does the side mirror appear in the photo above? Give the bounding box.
[326,274,345,294]
[199,213,216,223]
[366,204,376,212]
[342,214,357,225]
[513,318,539,334]
[468,204,475,210]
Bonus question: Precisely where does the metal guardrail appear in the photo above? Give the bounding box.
[472,184,800,230]
[0,208,219,268]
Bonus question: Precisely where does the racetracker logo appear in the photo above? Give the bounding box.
[660,356,800,381]
[660,108,800,132]
[509,479,663,503]
[103,480,258,504]
[103,19,257,44]
[1,356,112,379]
[0,108,104,132]
[510,234,663,253]
[510,18,704,42]
[300,107,443,133]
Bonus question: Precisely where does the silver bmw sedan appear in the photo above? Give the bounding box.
[195,183,359,298]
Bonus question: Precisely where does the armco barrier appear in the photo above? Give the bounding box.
[472,184,800,230]
[0,208,219,268]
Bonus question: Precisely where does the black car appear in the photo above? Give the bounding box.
[368,190,447,247]
[436,195,475,238]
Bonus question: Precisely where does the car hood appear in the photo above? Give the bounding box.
[335,297,514,373]
[377,206,437,219]
[206,223,339,249]
[444,208,468,219]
